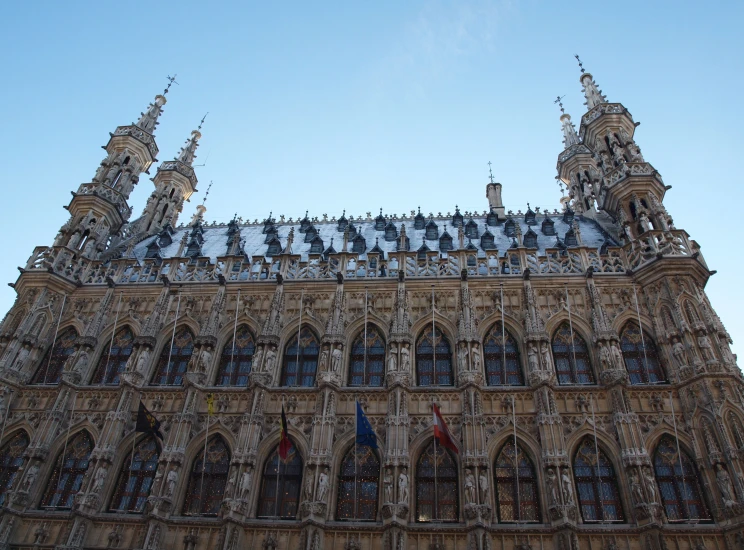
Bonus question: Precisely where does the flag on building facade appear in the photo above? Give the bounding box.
[279,404,292,461]
[355,401,378,449]
[135,401,164,441]
[432,403,458,453]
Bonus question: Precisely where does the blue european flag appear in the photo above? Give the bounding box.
[356,401,378,449]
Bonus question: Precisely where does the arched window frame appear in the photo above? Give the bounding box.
[728,412,744,451]
[0,431,30,507]
[653,435,711,522]
[151,327,195,386]
[109,436,160,513]
[483,322,524,386]
[619,322,667,384]
[572,438,624,523]
[551,324,595,385]
[280,327,320,387]
[32,327,78,385]
[92,326,135,385]
[257,441,304,519]
[182,435,231,516]
[415,439,459,522]
[336,444,380,520]
[41,431,93,509]
[416,327,453,387]
[348,326,385,387]
[494,440,540,522]
[215,324,256,387]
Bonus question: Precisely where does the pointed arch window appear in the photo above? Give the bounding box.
[552,324,594,385]
[494,440,539,522]
[32,327,78,385]
[337,445,380,520]
[41,431,93,509]
[416,439,458,522]
[110,436,160,513]
[0,432,30,507]
[216,325,256,387]
[151,327,194,386]
[281,327,320,387]
[257,443,303,519]
[620,323,666,384]
[92,326,134,385]
[728,412,744,450]
[349,327,385,387]
[653,436,710,522]
[416,327,453,386]
[484,322,524,386]
[573,439,624,522]
[183,435,231,516]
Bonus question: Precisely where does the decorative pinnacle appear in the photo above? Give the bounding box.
[203,181,213,205]
[165,74,179,95]
[197,112,208,131]
[575,55,585,74]
[487,161,494,184]
[554,95,566,114]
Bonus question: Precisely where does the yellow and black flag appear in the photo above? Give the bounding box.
[136,401,164,440]
[279,404,292,461]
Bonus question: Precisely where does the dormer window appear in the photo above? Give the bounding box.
[452,207,463,228]
[439,231,453,252]
[337,212,348,232]
[352,234,366,254]
[563,207,574,225]
[465,219,478,239]
[299,213,312,233]
[565,229,578,247]
[524,228,538,248]
[524,207,536,225]
[504,218,516,237]
[541,217,555,236]
[266,237,282,257]
[480,229,496,250]
[347,222,357,239]
[309,235,324,254]
[384,221,397,242]
[397,235,410,251]
[304,225,318,243]
[425,219,439,241]
[486,209,499,227]
[417,243,430,260]
[374,209,386,231]
[414,209,426,230]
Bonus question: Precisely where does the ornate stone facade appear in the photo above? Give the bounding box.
[0,68,742,550]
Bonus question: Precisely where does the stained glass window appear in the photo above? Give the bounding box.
[32,327,78,385]
[653,436,710,522]
[183,436,231,516]
[484,322,524,386]
[494,441,540,522]
[416,327,453,386]
[257,444,303,519]
[416,440,458,522]
[281,327,320,387]
[573,439,624,522]
[349,327,385,387]
[110,436,160,512]
[620,323,666,385]
[336,445,380,520]
[151,327,194,386]
[41,431,93,509]
[0,432,29,506]
[216,325,256,386]
[92,327,134,385]
[552,324,594,385]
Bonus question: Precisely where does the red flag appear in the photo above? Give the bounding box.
[432,403,458,453]
[279,404,292,461]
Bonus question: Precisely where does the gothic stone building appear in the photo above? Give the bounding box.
[0,67,741,550]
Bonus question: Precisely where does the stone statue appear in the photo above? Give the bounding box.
[92,465,107,494]
[599,344,612,371]
[629,471,644,505]
[0,393,5,416]
[642,468,657,503]
[13,345,31,371]
[698,334,716,363]
[199,348,213,373]
[546,468,560,505]
[387,346,397,372]
[472,343,481,372]
[226,470,237,498]
[540,342,553,371]
[318,348,329,371]
[239,471,252,500]
[264,347,277,373]
[479,471,489,502]
[384,468,393,503]
[458,343,469,373]
[166,469,178,497]
[317,469,329,502]
[93,162,107,183]
[464,469,476,504]
[398,468,409,504]
[639,212,652,233]
[135,349,150,374]
[672,338,687,367]
[400,344,410,373]
[83,239,97,257]
[610,344,623,370]
[67,232,81,249]
[252,346,264,372]
[21,463,39,492]
[528,344,539,372]
[716,464,736,505]
[331,346,342,373]
[73,349,89,374]
[305,473,314,501]
[561,469,574,505]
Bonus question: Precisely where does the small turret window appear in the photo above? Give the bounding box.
[465,219,478,239]
[480,230,495,250]
[451,208,463,228]
[504,218,515,237]
[425,220,439,241]
[310,236,324,254]
[541,217,555,236]
[374,209,386,231]
[414,209,426,230]
[352,234,367,254]
[523,229,537,249]
[564,229,577,247]
[439,231,453,252]
[384,221,397,242]
[486,209,499,227]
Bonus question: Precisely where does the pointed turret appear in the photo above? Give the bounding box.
[560,113,580,148]
[136,94,167,134]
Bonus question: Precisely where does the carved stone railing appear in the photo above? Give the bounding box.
[624,229,697,271]
[157,160,197,187]
[112,124,159,158]
[75,183,132,221]
[580,102,628,127]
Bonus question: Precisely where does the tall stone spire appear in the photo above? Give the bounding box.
[135,75,177,134]
[575,55,606,109]
[555,96,580,148]
[176,129,201,166]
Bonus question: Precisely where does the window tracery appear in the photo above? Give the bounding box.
[281,327,320,387]
[551,324,594,385]
[573,439,624,522]
[653,436,710,522]
[41,431,93,509]
[416,439,458,522]
[110,436,160,512]
[416,327,453,386]
[483,322,523,386]
[183,436,231,516]
[349,327,385,387]
[32,327,78,385]
[92,326,134,385]
[619,322,666,384]
[216,325,255,387]
[151,327,194,386]
[494,440,539,522]
[336,445,380,520]
[257,444,303,519]
[0,432,29,506]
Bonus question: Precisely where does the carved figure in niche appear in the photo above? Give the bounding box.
[398,468,409,504]
[639,212,652,233]
[264,346,277,373]
[721,341,736,365]
[464,469,476,504]
[92,464,107,494]
[384,468,393,503]
[166,469,178,497]
[13,345,31,371]
[71,349,89,375]
[717,464,736,505]
[642,468,657,503]
[93,162,107,183]
[458,343,469,373]
[561,469,574,505]
[239,470,252,500]
[331,346,342,373]
[67,232,81,249]
[317,468,329,502]
[527,344,539,372]
[252,346,264,372]
[226,470,237,498]
[610,344,623,370]
[540,342,553,371]
[479,470,489,503]
[21,463,39,492]
[698,333,716,363]
[135,349,150,374]
[0,393,5,416]
[388,345,397,372]
[83,239,97,257]
[546,468,560,505]
[629,471,644,505]
[472,343,481,372]
[400,344,410,373]
[305,473,314,501]
[199,348,213,373]
[599,344,612,371]
[318,347,329,371]
[672,338,687,367]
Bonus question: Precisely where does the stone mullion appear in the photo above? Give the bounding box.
[302,387,333,522]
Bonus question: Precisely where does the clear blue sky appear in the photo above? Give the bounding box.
[1,1,742,353]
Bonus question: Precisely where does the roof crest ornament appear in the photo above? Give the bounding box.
[487,161,494,184]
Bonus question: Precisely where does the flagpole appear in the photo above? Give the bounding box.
[433,423,438,521]
[231,289,241,384]
[164,293,181,385]
[354,402,358,519]
[102,293,123,384]
[431,286,436,387]
[275,402,284,518]
[512,395,520,521]
[199,395,211,515]
[53,390,76,508]
[295,290,304,387]
[123,432,137,511]
[43,294,66,385]
[363,289,368,385]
